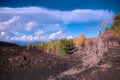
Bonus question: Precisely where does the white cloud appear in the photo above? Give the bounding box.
[25,21,38,32]
[12,35,34,41]
[67,35,73,39]
[0,32,15,40]
[0,7,46,14]
[0,16,20,31]
[49,30,62,40]
[0,7,114,23]
[34,30,45,35]
[11,35,47,41]
[0,32,5,36]
[0,7,115,42]
[44,23,62,31]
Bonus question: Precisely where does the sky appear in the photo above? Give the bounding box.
[0,0,120,45]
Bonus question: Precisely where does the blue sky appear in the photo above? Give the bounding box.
[0,0,120,45]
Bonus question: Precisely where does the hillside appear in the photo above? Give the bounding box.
[0,41,19,47]
[0,13,120,80]
[0,41,120,80]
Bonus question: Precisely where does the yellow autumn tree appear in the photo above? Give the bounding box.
[73,33,86,47]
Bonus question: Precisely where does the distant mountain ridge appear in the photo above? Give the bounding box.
[0,41,41,46]
[0,41,19,47]
[14,41,41,46]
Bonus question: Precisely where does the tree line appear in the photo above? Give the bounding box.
[27,39,74,56]
[26,13,120,56]
[26,34,95,56]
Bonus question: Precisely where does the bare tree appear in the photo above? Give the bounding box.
[81,21,108,67]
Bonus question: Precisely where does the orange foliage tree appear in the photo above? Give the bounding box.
[73,33,86,47]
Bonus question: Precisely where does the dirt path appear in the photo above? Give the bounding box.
[96,46,120,80]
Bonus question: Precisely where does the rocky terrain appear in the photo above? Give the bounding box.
[0,41,120,80]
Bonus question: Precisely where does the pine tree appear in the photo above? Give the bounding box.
[26,44,31,50]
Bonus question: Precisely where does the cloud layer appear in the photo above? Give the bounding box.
[0,7,114,42]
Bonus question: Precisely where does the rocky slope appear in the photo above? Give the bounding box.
[0,42,120,80]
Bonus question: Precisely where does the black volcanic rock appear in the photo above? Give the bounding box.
[0,41,19,47]
[0,41,120,80]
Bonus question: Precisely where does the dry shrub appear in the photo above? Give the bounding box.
[84,38,94,47]
[72,34,107,68]
[82,34,107,67]
[104,29,119,46]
